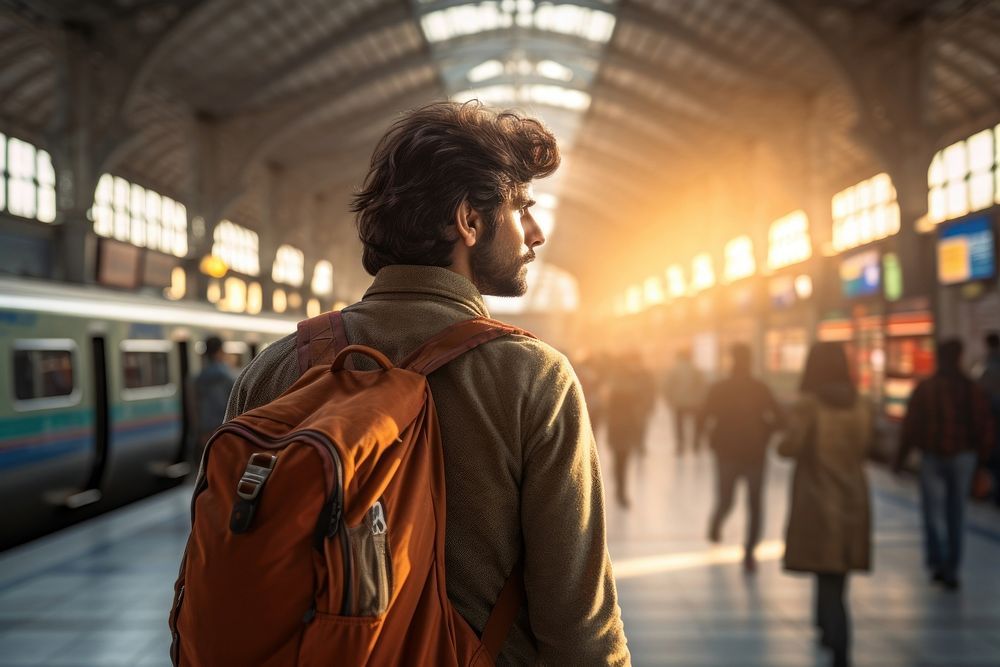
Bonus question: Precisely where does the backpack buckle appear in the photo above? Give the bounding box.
[237,453,277,501]
[231,453,278,535]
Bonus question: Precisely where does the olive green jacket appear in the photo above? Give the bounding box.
[226,265,630,666]
[779,394,873,574]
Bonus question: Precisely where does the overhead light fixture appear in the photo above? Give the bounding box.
[199,254,228,279]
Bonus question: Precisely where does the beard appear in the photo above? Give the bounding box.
[470,235,534,297]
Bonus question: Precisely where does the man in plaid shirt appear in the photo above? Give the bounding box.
[897,339,995,590]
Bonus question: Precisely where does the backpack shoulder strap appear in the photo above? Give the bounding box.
[400,317,534,375]
[295,310,349,374]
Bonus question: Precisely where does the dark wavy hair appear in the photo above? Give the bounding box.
[351,100,560,275]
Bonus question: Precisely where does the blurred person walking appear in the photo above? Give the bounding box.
[779,342,872,667]
[577,351,610,438]
[664,348,705,455]
[606,352,657,508]
[979,333,1000,506]
[896,339,995,589]
[190,335,237,456]
[701,344,782,572]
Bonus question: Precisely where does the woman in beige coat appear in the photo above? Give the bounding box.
[779,342,872,667]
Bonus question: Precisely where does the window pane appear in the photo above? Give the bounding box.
[928,153,945,187]
[928,187,946,223]
[113,177,130,240]
[8,138,36,218]
[946,179,969,218]
[968,130,993,171]
[122,350,170,389]
[13,348,75,400]
[944,142,967,181]
[37,186,56,223]
[969,171,993,212]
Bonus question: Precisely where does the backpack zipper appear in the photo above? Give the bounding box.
[184,421,352,616]
[367,500,391,614]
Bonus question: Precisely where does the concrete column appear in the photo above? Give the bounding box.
[49,29,100,284]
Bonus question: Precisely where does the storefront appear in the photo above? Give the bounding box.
[764,271,815,402]
[837,248,886,404]
[883,298,936,421]
[935,213,1000,370]
[718,278,764,375]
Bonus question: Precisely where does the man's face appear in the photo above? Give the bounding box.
[470,184,544,297]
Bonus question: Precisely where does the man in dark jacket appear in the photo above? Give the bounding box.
[700,343,783,571]
[191,335,236,455]
[897,339,995,589]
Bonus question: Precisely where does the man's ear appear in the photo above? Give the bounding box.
[455,199,481,248]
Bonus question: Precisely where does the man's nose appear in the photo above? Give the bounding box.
[525,214,545,249]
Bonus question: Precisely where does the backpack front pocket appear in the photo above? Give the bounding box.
[348,500,392,616]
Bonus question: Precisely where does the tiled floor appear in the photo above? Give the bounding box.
[1,402,1000,666]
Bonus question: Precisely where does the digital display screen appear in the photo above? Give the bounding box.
[142,251,175,288]
[938,216,996,285]
[97,238,141,289]
[840,250,881,298]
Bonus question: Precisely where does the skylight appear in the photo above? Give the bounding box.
[468,59,505,82]
[453,84,591,111]
[421,2,616,44]
[467,57,577,83]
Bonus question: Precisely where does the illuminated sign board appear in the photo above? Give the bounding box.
[937,216,996,285]
[839,250,881,298]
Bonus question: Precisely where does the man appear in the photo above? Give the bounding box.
[979,332,1000,506]
[226,102,629,665]
[605,352,657,509]
[664,348,705,455]
[700,344,782,572]
[897,339,995,590]
[191,335,236,455]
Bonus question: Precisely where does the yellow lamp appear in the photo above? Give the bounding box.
[199,254,228,278]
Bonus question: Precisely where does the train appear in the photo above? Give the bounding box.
[0,276,298,550]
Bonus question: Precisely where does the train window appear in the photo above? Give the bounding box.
[12,340,78,408]
[120,340,174,399]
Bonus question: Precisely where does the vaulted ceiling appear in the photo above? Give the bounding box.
[1,0,998,303]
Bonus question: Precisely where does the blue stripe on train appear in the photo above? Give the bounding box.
[0,436,92,470]
[0,420,181,472]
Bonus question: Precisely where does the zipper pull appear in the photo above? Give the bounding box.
[327,497,342,538]
[368,500,387,535]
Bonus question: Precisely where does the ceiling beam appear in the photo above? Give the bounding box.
[614,1,801,90]
[225,2,416,107]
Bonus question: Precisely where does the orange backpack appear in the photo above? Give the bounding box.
[169,312,529,666]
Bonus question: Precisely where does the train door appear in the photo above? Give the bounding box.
[67,335,109,508]
[174,340,192,469]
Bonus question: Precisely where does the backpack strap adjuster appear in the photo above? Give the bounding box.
[236,453,278,501]
[230,453,277,534]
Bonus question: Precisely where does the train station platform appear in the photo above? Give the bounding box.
[1,404,999,666]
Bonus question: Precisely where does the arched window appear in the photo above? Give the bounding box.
[311,260,334,296]
[91,173,187,257]
[767,211,812,271]
[212,220,260,276]
[832,173,899,251]
[928,126,1000,225]
[272,244,304,287]
[0,133,56,223]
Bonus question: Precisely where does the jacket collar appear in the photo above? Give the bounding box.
[362,265,491,318]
